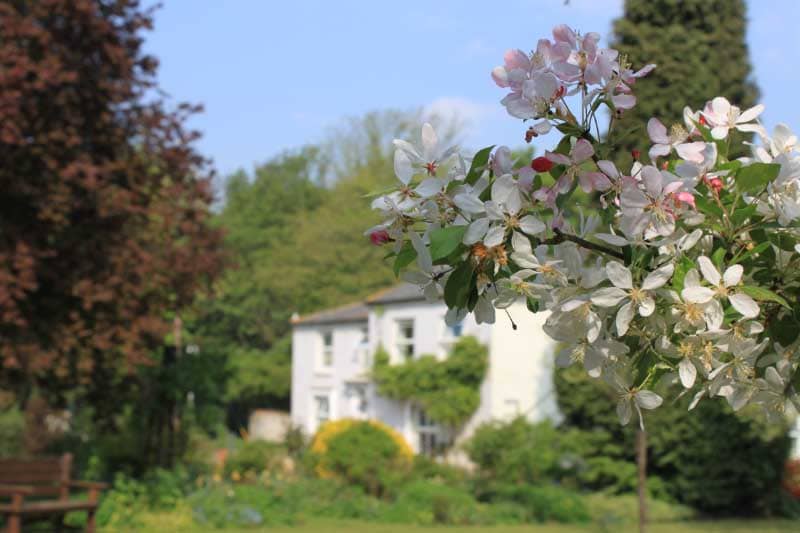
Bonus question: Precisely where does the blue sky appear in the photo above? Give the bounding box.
[145,0,800,180]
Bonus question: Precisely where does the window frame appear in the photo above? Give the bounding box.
[319,330,334,370]
[395,318,415,361]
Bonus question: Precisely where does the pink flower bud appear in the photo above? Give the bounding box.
[631,149,641,160]
[674,191,696,209]
[369,230,391,246]
[709,177,723,193]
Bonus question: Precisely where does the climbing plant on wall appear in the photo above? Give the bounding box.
[371,336,487,427]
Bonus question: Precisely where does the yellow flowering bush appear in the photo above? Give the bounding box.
[310,418,413,496]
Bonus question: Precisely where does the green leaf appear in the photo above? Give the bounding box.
[671,256,695,292]
[711,247,727,270]
[769,313,800,346]
[429,226,467,261]
[768,232,797,252]
[730,204,758,226]
[694,195,723,219]
[732,241,770,264]
[444,261,475,308]
[393,242,416,277]
[465,145,495,185]
[739,285,791,309]
[736,163,780,193]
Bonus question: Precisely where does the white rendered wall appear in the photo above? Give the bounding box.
[290,322,369,436]
[487,303,560,425]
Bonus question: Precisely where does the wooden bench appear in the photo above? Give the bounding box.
[0,454,107,533]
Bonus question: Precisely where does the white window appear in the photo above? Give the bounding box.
[345,383,368,418]
[320,331,334,368]
[314,394,330,426]
[353,326,369,364]
[416,408,448,457]
[396,319,415,360]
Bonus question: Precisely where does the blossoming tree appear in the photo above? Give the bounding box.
[368,24,800,428]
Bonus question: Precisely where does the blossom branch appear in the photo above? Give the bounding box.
[542,228,626,261]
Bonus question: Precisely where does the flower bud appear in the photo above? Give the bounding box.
[531,157,554,173]
[709,177,723,193]
[631,149,641,160]
[369,230,391,246]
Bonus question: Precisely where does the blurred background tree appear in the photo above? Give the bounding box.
[610,0,759,165]
[555,366,792,516]
[0,0,224,460]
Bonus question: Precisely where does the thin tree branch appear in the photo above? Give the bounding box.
[541,228,626,261]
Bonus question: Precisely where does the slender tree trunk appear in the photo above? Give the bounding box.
[637,429,648,533]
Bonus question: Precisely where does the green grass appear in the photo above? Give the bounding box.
[129,517,799,533]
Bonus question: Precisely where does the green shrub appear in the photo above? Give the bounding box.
[410,455,469,487]
[278,478,384,520]
[318,421,410,497]
[189,483,294,528]
[94,474,149,530]
[487,484,591,524]
[91,468,193,529]
[380,480,485,525]
[0,407,24,457]
[586,493,694,527]
[223,440,285,478]
[555,365,792,516]
[465,417,583,487]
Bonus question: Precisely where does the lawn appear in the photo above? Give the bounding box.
[139,518,799,533]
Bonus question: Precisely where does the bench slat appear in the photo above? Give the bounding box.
[0,499,98,514]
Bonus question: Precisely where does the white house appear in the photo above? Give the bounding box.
[290,283,560,456]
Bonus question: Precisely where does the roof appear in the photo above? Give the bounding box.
[291,283,427,328]
[365,283,426,305]
[291,301,369,327]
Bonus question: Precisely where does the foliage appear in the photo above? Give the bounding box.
[0,406,23,457]
[586,493,694,527]
[0,0,224,419]
[93,469,190,529]
[312,419,412,497]
[556,366,792,516]
[409,455,470,488]
[483,484,591,524]
[380,480,490,525]
[611,0,758,165]
[465,417,584,487]
[372,336,488,427]
[223,440,286,479]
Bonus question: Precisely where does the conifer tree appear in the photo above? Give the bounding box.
[611,0,759,161]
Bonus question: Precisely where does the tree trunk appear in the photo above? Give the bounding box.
[637,429,648,533]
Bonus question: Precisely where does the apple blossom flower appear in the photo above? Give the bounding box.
[546,139,611,193]
[607,373,663,428]
[666,269,723,333]
[467,174,545,247]
[701,96,765,140]
[646,117,706,163]
[393,123,458,179]
[591,261,674,335]
[681,256,759,318]
[619,165,685,239]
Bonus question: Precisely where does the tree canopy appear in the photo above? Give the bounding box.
[0,0,224,413]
